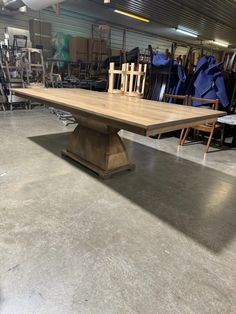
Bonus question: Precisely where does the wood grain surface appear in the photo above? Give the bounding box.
[13,87,226,136]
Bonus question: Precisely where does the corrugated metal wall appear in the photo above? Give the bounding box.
[0,6,173,52]
[125,29,171,52]
[0,9,93,40]
[0,5,219,60]
[110,27,124,50]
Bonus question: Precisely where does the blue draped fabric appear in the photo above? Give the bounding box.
[151,53,186,101]
[186,56,229,107]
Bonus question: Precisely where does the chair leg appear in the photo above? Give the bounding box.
[10,91,13,111]
[220,125,225,146]
[181,128,190,145]
[158,133,162,140]
[205,126,215,153]
[178,129,185,145]
[196,130,200,141]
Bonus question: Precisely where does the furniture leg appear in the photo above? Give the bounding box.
[178,129,185,145]
[231,126,236,147]
[232,137,236,146]
[220,125,225,146]
[196,130,200,141]
[181,128,190,145]
[10,90,13,111]
[205,124,215,153]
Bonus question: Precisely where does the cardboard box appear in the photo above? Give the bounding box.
[69,37,89,62]
[70,37,88,53]
[69,37,109,62]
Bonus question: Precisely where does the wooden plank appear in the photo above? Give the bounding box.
[141,64,147,95]
[136,64,142,94]
[108,62,115,93]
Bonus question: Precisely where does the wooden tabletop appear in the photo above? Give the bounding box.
[13,87,226,136]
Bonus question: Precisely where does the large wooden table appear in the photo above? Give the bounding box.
[13,87,225,178]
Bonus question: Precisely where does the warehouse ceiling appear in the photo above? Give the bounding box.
[64,0,236,49]
[0,0,235,49]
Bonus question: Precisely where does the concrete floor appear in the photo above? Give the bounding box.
[0,109,236,314]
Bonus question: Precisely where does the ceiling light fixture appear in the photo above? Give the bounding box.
[213,40,229,48]
[175,28,198,38]
[114,9,150,23]
[19,5,27,12]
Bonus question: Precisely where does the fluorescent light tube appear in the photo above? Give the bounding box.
[213,40,229,48]
[175,28,198,38]
[114,9,150,23]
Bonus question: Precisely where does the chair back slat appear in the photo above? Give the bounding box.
[189,96,219,110]
[163,93,188,105]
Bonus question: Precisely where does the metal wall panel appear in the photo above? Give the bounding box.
[125,29,171,53]
[0,8,93,44]
[111,27,124,50]
[0,6,172,52]
[0,3,220,59]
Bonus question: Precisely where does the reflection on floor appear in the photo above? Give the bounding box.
[0,109,236,314]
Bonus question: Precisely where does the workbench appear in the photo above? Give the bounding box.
[13,88,225,178]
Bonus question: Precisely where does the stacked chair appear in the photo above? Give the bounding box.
[108,62,147,98]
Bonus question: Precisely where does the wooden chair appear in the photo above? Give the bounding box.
[124,63,147,98]
[108,62,127,94]
[180,96,225,153]
[108,62,147,98]
[20,48,45,86]
[158,94,188,141]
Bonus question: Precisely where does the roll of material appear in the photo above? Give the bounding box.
[22,0,64,10]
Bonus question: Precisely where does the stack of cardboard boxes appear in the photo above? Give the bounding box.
[69,37,88,62]
[69,37,109,63]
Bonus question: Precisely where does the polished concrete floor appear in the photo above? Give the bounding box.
[0,109,236,314]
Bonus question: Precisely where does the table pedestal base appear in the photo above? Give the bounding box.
[62,116,135,178]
